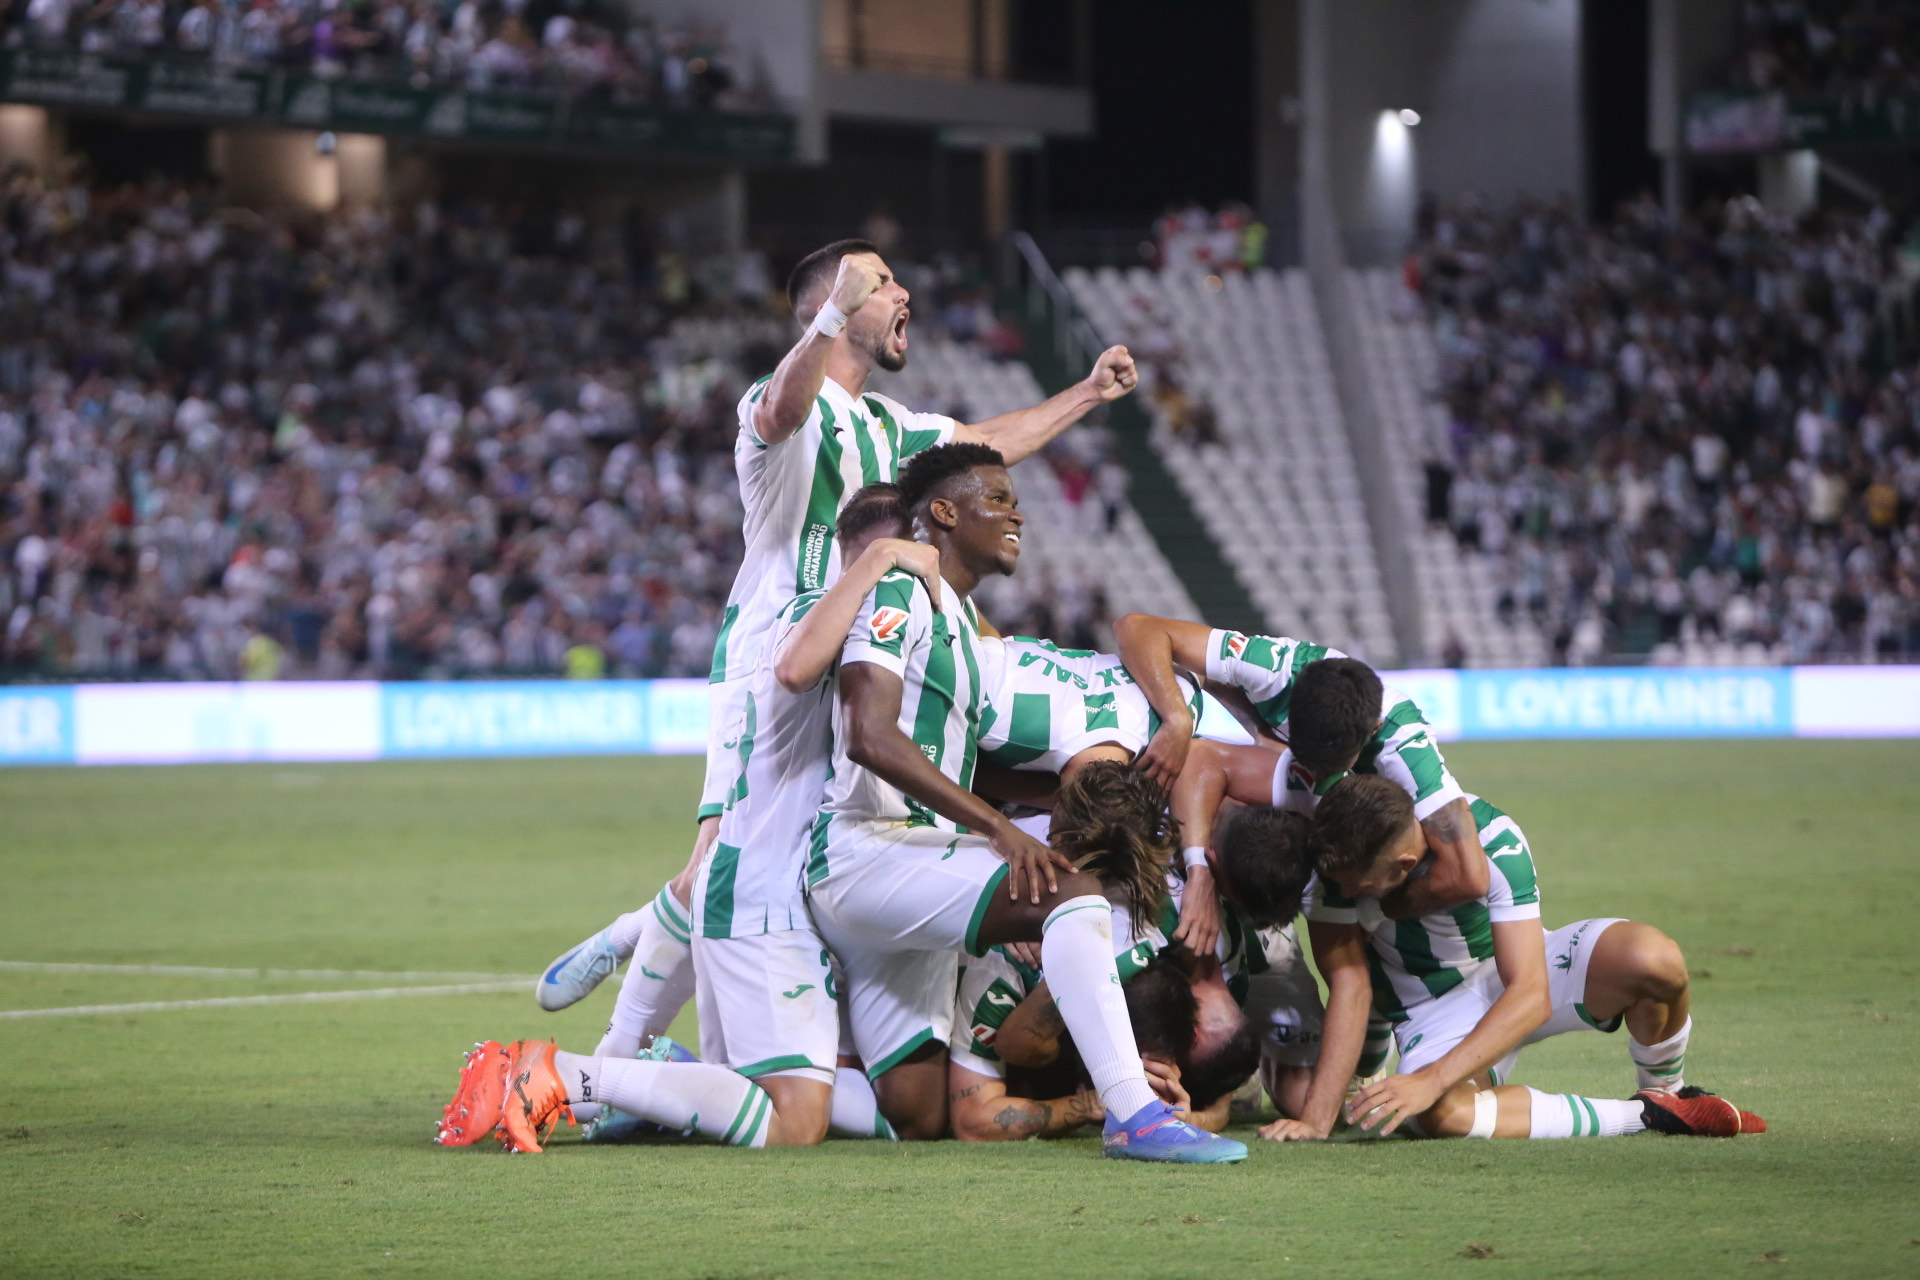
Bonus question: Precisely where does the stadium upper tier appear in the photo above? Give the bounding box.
[2,0,772,107]
[1722,0,1920,101]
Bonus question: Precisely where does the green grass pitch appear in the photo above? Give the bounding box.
[1,739,1916,1279]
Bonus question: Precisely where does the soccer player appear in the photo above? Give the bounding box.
[947,761,1202,1141]
[1115,615,1490,916]
[951,953,1201,1142]
[537,238,1141,1043]
[987,946,1263,1136]
[806,442,1245,1162]
[1308,772,1767,1140]
[438,485,934,1151]
[973,630,1257,955]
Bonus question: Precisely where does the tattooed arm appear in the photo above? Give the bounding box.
[991,980,1066,1069]
[947,1066,1103,1141]
[1378,797,1488,918]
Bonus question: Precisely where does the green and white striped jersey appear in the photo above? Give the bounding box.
[1203,629,1344,731]
[1110,875,1271,1008]
[1208,628,1464,821]
[1305,796,1541,1023]
[711,376,956,685]
[696,589,835,940]
[975,636,1204,773]
[811,568,986,870]
[951,875,1271,1077]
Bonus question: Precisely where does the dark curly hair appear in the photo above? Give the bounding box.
[1288,657,1383,775]
[895,442,1008,517]
[1048,759,1178,934]
[1212,804,1315,928]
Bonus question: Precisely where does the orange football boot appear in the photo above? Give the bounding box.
[499,1039,575,1153]
[437,1041,510,1147]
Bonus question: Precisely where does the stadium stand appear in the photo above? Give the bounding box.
[1065,263,1400,665]
[0,178,1177,681]
[1,0,769,105]
[0,178,783,682]
[1724,0,1920,98]
[869,337,1200,640]
[1410,195,1920,665]
[1346,267,1550,667]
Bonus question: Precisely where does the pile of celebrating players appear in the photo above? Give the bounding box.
[435,241,1768,1162]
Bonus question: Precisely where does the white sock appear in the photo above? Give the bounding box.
[829,1067,898,1140]
[1040,895,1156,1120]
[605,908,649,958]
[1630,1017,1690,1092]
[596,885,695,1057]
[1525,1087,1647,1138]
[555,1050,770,1148]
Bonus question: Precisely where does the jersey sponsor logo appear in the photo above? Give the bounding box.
[781,983,816,999]
[971,1022,998,1047]
[1223,632,1249,661]
[868,606,910,643]
[982,989,1017,1009]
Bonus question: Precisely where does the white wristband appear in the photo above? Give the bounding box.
[811,299,848,338]
[1181,846,1209,871]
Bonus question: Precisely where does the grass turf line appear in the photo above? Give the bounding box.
[0,741,1915,1279]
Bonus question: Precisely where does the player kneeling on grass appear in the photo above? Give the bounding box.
[808,443,1245,1163]
[1309,774,1766,1140]
[436,484,934,1152]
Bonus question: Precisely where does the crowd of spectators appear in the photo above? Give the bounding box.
[0,176,1093,682]
[2,0,771,105]
[1727,1,1920,103]
[0,176,795,682]
[1151,201,1267,276]
[1412,192,1920,665]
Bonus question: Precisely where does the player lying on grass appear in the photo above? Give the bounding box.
[951,951,1229,1141]
[805,443,1244,1162]
[437,484,930,1151]
[533,239,1140,1036]
[985,945,1261,1136]
[1115,614,1490,917]
[1308,772,1767,1140]
[946,762,1256,1140]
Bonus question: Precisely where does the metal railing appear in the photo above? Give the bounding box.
[1003,231,1265,636]
[1007,230,1108,374]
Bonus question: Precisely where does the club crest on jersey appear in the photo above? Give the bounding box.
[868,606,910,642]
